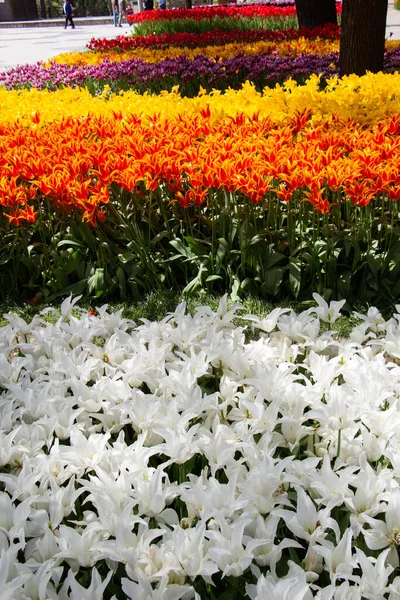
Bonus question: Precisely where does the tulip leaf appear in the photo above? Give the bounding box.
[263,266,286,297]
[87,268,105,297]
[116,266,126,299]
[289,259,301,298]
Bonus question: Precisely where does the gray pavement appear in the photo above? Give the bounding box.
[0,2,399,73]
[387,0,400,39]
[0,19,133,71]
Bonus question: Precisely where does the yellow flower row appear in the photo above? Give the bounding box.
[47,37,341,67]
[2,72,400,127]
[47,39,400,68]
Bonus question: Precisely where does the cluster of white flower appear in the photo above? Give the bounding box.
[2,294,400,599]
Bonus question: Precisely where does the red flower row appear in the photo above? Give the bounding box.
[87,23,340,52]
[128,4,297,23]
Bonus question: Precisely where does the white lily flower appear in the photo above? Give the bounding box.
[206,516,268,578]
[246,573,310,600]
[245,307,292,333]
[308,383,355,432]
[315,581,361,600]
[132,465,173,518]
[314,528,357,583]
[363,488,400,567]
[344,453,390,535]
[245,513,303,572]
[309,455,358,507]
[238,454,292,516]
[388,575,400,599]
[0,544,30,600]
[12,563,60,600]
[55,525,103,569]
[59,567,112,600]
[275,310,320,344]
[355,547,393,600]
[24,527,60,564]
[122,570,198,600]
[169,523,218,580]
[153,423,200,466]
[181,471,246,522]
[0,428,24,468]
[274,487,340,544]
[312,293,346,323]
[353,306,387,333]
[197,420,246,477]
[58,429,110,474]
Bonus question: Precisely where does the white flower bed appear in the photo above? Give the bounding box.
[2,295,400,599]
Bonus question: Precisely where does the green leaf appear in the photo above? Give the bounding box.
[205,275,223,283]
[289,259,301,298]
[264,252,287,269]
[249,233,266,246]
[57,239,85,249]
[367,254,382,280]
[288,546,301,565]
[56,280,87,297]
[388,276,400,298]
[182,264,206,295]
[119,253,137,264]
[116,266,126,299]
[170,238,196,260]
[264,266,286,297]
[230,276,241,301]
[87,268,105,297]
[150,230,169,247]
[337,270,351,299]
[183,236,208,256]
[0,254,12,266]
[216,591,238,600]
[215,238,228,273]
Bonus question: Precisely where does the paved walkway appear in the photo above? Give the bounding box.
[0,2,399,72]
[388,0,400,39]
[0,19,133,71]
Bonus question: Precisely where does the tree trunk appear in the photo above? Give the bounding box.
[185,0,192,7]
[340,0,388,76]
[39,0,46,18]
[295,0,337,29]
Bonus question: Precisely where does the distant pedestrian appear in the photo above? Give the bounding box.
[112,0,119,26]
[63,0,75,28]
[118,0,126,26]
[144,0,153,8]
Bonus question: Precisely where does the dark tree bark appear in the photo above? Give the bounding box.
[340,0,388,76]
[185,0,192,7]
[39,0,47,18]
[10,0,39,18]
[295,0,337,29]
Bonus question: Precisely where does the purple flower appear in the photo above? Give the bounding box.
[0,47,398,93]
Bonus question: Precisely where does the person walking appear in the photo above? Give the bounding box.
[117,0,126,26]
[63,0,75,28]
[112,0,119,26]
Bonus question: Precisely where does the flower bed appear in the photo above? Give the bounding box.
[2,295,400,598]
[0,51,340,93]
[1,75,400,302]
[85,24,340,52]
[128,4,297,23]
[49,38,340,69]
[3,2,400,598]
[128,5,299,35]
[4,47,400,95]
